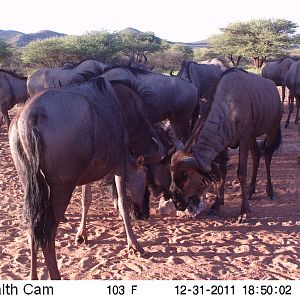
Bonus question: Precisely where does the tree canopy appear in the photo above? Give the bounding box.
[208,19,298,67]
[21,30,163,69]
[0,39,12,65]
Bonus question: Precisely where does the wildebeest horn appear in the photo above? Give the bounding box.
[172,153,212,174]
[144,137,165,164]
[184,111,207,154]
[168,137,184,156]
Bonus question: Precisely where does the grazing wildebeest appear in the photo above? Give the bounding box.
[75,122,184,244]
[9,77,164,279]
[0,69,28,129]
[283,60,300,128]
[176,60,223,101]
[170,69,283,223]
[102,65,199,142]
[27,59,107,96]
[261,57,294,104]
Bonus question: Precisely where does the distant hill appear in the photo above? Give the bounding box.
[0,30,66,46]
[0,28,207,48]
[119,27,208,47]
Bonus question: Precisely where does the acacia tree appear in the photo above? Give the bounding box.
[116,31,162,63]
[22,37,69,68]
[209,19,298,68]
[0,39,12,65]
[21,30,162,70]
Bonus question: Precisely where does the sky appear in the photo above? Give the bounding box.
[1,0,300,43]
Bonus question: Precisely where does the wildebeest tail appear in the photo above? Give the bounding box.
[16,123,54,250]
[260,127,282,155]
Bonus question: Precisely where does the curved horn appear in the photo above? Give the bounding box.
[167,134,184,156]
[183,112,207,154]
[172,153,212,174]
[170,69,175,76]
[144,137,165,164]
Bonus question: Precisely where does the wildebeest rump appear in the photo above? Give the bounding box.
[261,57,294,103]
[9,77,164,279]
[170,69,283,222]
[0,69,28,129]
[102,65,199,142]
[27,59,107,96]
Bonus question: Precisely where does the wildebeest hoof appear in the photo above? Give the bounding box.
[128,245,145,257]
[237,213,247,224]
[76,235,87,245]
[268,194,276,201]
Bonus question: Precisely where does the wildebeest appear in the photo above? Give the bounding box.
[0,69,28,129]
[170,69,283,223]
[27,59,107,96]
[283,60,300,128]
[9,77,164,279]
[261,57,294,103]
[102,65,199,142]
[200,57,230,71]
[75,122,184,244]
[176,60,223,101]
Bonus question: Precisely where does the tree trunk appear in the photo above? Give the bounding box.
[236,56,242,66]
[252,56,266,68]
[227,54,242,66]
[228,54,236,66]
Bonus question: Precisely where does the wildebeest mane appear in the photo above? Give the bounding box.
[104,65,151,76]
[220,67,248,78]
[0,68,27,80]
[62,59,91,70]
[109,79,154,129]
[90,76,108,92]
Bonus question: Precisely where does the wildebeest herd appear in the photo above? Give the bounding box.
[0,56,299,280]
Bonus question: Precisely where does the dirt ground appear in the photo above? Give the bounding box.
[0,104,299,280]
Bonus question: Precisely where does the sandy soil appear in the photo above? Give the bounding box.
[0,105,299,280]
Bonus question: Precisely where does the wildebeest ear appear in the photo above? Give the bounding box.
[136,156,145,168]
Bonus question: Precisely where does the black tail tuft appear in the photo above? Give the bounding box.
[260,128,282,155]
[17,125,54,250]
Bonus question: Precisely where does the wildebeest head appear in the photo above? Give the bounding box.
[146,123,184,199]
[169,151,221,210]
[127,156,150,220]
[112,155,150,220]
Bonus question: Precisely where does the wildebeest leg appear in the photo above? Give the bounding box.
[76,184,92,244]
[285,91,294,128]
[115,156,144,255]
[265,152,275,200]
[0,109,10,130]
[237,139,251,223]
[29,233,38,280]
[281,85,286,106]
[41,185,73,279]
[249,140,261,199]
[294,95,300,124]
[210,153,228,214]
